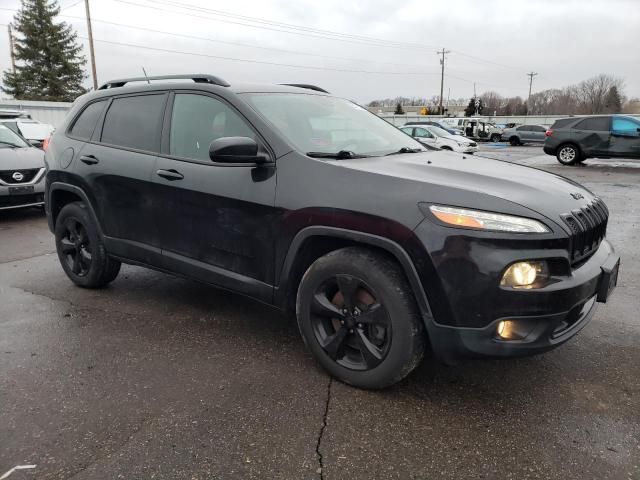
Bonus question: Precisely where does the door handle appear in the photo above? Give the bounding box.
[156,169,184,181]
[80,154,99,165]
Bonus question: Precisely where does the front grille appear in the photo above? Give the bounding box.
[0,168,40,184]
[561,197,609,265]
[0,193,44,208]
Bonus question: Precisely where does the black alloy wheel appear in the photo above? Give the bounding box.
[59,217,92,277]
[310,274,391,371]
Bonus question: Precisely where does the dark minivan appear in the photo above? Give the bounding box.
[544,115,640,165]
[45,74,620,389]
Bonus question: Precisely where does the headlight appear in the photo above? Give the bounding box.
[425,205,550,233]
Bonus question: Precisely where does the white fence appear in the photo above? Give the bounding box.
[0,99,72,127]
[379,114,640,127]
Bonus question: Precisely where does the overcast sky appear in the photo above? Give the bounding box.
[0,0,639,103]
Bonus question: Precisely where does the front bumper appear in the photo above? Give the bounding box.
[454,145,479,154]
[0,171,46,210]
[421,239,619,362]
[543,145,555,155]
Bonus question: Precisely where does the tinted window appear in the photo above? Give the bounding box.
[69,100,107,141]
[551,118,575,129]
[516,125,530,131]
[101,94,166,151]
[170,94,255,161]
[611,116,640,134]
[531,125,547,132]
[574,117,610,131]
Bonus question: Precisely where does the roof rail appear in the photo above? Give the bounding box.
[98,74,230,90]
[280,83,329,94]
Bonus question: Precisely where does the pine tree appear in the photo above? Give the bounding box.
[394,102,405,115]
[2,0,87,101]
[604,86,622,113]
[464,98,483,117]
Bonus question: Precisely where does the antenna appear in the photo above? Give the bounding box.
[142,67,151,84]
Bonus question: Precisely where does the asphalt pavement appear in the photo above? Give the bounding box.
[1,146,639,480]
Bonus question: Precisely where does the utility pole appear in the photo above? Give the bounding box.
[437,48,450,116]
[84,0,98,90]
[526,71,538,116]
[7,25,16,74]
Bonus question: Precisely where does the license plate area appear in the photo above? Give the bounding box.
[597,257,620,303]
[8,185,35,195]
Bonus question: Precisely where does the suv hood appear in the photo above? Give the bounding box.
[336,151,595,231]
[0,147,45,171]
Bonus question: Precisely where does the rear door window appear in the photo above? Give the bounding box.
[100,94,167,152]
[551,118,575,129]
[69,100,108,141]
[413,127,433,139]
[574,117,610,131]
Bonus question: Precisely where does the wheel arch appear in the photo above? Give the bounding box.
[48,183,103,237]
[274,226,434,327]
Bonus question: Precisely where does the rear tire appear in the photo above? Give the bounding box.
[55,202,121,288]
[509,136,520,146]
[296,247,426,389]
[556,144,581,165]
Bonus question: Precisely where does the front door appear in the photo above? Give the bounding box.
[609,116,640,158]
[152,92,278,297]
[411,127,437,147]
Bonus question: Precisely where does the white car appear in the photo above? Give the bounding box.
[401,124,478,154]
[0,119,54,149]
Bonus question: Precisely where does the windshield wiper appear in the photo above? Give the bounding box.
[306,150,370,160]
[0,140,23,148]
[385,147,423,156]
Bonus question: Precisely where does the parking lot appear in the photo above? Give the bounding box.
[1,145,639,480]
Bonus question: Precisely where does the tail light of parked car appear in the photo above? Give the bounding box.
[42,136,50,151]
[545,129,553,137]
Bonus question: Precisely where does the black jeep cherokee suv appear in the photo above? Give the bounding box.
[45,74,620,389]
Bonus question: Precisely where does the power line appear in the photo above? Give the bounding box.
[60,14,439,71]
[80,36,443,76]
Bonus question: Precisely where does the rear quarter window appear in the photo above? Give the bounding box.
[550,118,576,129]
[69,100,108,141]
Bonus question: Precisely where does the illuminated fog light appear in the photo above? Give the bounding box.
[501,261,547,288]
[496,319,535,341]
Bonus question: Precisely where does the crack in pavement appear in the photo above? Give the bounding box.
[315,377,332,479]
[0,250,55,265]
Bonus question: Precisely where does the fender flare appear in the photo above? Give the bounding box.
[47,182,103,238]
[275,226,435,326]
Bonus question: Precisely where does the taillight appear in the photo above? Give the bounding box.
[42,136,50,151]
[545,129,553,137]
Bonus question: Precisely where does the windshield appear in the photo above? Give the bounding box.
[242,93,425,157]
[0,124,29,148]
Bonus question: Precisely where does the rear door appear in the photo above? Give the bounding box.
[609,116,640,158]
[572,117,611,156]
[411,127,437,147]
[529,125,547,142]
[152,91,278,295]
[74,92,167,264]
[517,125,533,142]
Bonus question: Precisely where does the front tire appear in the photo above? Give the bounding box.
[509,136,520,146]
[296,247,425,389]
[490,134,502,143]
[55,202,121,288]
[556,144,580,165]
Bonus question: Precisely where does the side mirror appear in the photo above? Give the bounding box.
[209,137,269,164]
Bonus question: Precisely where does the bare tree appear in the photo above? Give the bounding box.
[577,74,624,114]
